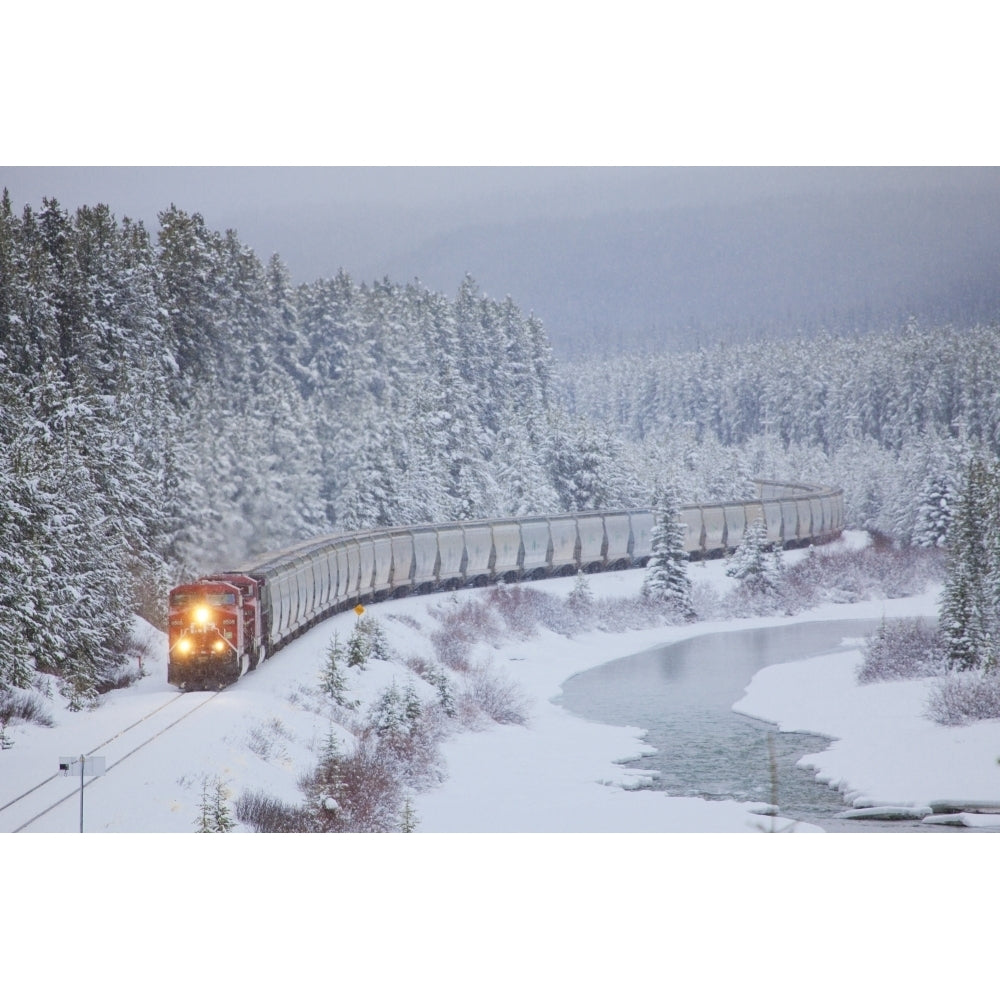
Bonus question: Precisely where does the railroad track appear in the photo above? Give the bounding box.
[1,691,220,832]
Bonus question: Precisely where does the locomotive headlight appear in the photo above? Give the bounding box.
[193,605,211,625]
[213,639,226,653]
[177,637,193,655]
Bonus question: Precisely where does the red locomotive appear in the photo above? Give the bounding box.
[167,574,265,689]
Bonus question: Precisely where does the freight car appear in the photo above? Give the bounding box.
[167,479,843,690]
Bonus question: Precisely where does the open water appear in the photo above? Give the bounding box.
[555,619,967,832]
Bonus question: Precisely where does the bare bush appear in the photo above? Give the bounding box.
[926,670,1000,725]
[94,658,147,695]
[429,596,503,670]
[0,689,54,728]
[300,733,405,832]
[246,717,293,762]
[721,579,790,619]
[458,662,529,727]
[485,584,564,638]
[235,789,314,832]
[783,545,943,607]
[690,581,725,621]
[388,613,422,631]
[592,594,664,631]
[857,618,947,683]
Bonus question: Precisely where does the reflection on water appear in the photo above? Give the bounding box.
[555,619,958,832]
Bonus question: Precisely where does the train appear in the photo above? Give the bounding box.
[166,478,844,690]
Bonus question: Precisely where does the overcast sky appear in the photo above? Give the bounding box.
[2,165,991,284]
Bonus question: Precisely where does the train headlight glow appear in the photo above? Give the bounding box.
[193,605,211,625]
[213,639,226,653]
[177,637,192,655]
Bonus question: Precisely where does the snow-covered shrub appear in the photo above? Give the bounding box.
[458,661,528,728]
[364,680,445,787]
[94,657,147,695]
[593,594,664,631]
[307,732,404,832]
[857,618,947,683]
[429,596,503,670]
[234,789,312,832]
[485,583,564,638]
[926,670,1000,725]
[726,518,781,592]
[195,776,235,833]
[689,580,725,621]
[782,544,943,605]
[566,571,595,629]
[246,717,293,762]
[0,688,54,729]
[723,579,789,619]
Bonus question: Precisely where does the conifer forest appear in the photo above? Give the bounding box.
[2,190,1000,699]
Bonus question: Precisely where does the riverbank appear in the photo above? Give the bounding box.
[414,532,1000,832]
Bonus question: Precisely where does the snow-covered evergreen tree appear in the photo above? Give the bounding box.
[320,634,356,707]
[939,458,1000,671]
[641,484,696,619]
[567,570,595,624]
[726,518,781,593]
[195,776,233,832]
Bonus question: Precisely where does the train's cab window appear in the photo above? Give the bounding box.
[170,591,236,607]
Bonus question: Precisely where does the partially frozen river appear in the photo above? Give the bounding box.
[556,619,957,832]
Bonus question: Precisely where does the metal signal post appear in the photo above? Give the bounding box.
[59,754,106,832]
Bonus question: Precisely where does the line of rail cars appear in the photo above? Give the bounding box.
[167,479,843,689]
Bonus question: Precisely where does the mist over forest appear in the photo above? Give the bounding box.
[7,167,1000,358]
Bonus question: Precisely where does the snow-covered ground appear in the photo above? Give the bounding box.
[8,530,998,992]
[5,530,1000,837]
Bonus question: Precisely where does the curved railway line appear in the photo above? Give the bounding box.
[168,477,846,689]
[4,478,846,826]
[1,691,220,832]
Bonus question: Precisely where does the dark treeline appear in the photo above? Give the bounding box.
[0,194,609,701]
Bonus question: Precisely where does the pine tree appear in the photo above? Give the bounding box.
[195,776,234,831]
[347,619,371,669]
[320,634,356,707]
[567,570,594,626]
[212,778,235,832]
[726,518,781,593]
[195,777,213,832]
[641,484,696,620]
[400,797,418,832]
[369,681,405,739]
[939,458,1000,671]
[301,728,347,829]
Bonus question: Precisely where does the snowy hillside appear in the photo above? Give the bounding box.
[5,532,999,838]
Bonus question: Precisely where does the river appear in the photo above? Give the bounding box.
[555,618,964,832]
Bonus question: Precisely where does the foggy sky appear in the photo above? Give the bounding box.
[4,166,1000,354]
[3,166,985,282]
